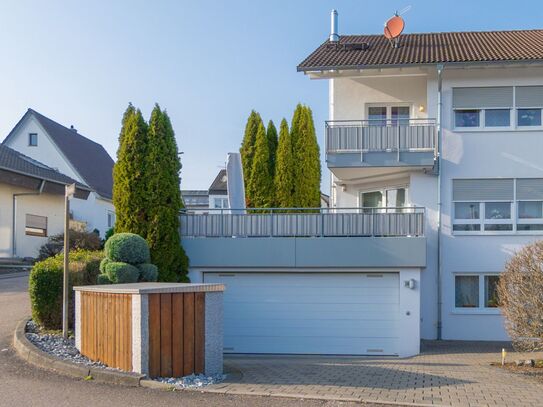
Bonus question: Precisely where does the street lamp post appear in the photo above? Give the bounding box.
[62,183,76,339]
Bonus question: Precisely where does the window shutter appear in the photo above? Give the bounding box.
[453,179,514,201]
[452,87,513,109]
[26,214,47,229]
[517,178,543,200]
[515,86,543,108]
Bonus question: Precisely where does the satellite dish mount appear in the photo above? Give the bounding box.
[384,7,409,48]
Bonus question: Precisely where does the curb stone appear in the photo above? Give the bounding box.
[13,317,143,386]
[13,317,440,406]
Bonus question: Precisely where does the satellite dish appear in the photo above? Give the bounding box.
[384,15,405,40]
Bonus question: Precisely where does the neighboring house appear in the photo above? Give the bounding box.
[182,169,229,213]
[180,13,543,357]
[3,109,115,237]
[320,192,330,208]
[0,144,90,258]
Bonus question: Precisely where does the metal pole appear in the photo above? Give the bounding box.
[62,186,70,339]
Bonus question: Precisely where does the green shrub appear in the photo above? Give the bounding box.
[37,229,102,261]
[104,227,115,241]
[97,274,112,285]
[105,262,140,283]
[29,250,103,330]
[99,258,111,274]
[104,233,150,264]
[137,263,158,282]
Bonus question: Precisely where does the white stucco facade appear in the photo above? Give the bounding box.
[318,64,543,341]
[0,183,65,258]
[3,114,114,237]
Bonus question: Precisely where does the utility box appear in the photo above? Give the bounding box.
[74,283,224,377]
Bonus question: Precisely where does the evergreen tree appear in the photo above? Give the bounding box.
[247,121,274,208]
[240,110,263,206]
[113,104,150,237]
[292,106,321,208]
[266,120,278,179]
[146,105,189,282]
[274,119,294,208]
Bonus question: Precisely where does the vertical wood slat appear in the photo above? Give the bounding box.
[194,292,205,374]
[160,294,173,377]
[171,293,184,377]
[79,292,132,372]
[148,294,161,377]
[183,293,195,376]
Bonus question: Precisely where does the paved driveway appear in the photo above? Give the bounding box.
[210,342,543,406]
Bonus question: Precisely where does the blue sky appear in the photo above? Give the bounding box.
[0,1,541,190]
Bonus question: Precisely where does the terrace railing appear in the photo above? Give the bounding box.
[325,118,437,157]
[180,207,425,238]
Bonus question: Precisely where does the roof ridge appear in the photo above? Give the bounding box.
[338,28,543,38]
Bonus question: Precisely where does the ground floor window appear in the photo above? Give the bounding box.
[455,274,500,310]
[25,214,47,237]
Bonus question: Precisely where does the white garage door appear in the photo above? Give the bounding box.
[204,272,400,355]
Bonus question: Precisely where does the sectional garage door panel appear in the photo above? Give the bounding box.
[204,272,400,355]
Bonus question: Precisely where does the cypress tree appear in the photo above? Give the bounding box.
[247,121,274,208]
[266,120,278,179]
[274,119,294,208]
[292,105,321,208]
[146,105,189,282]
[113,104,150,237]
[240,110,263,207]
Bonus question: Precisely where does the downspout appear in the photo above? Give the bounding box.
[12,180,46,257]
[436,64,444,340]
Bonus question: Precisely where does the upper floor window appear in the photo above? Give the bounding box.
[28,133,38,146]
[453,86,543,129]
[213,197,229,209]
[107,211,116,228]
[368,105,410,126]
[453,178,543,234]
[360,187,407,213]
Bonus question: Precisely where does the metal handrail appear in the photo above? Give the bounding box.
[180,207,425,238]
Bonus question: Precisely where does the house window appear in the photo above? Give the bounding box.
[455,274,500,310]
[517,109,542,127]
[107,211,116,228]
[360,187,407,212]
[213,198,229,209]
[28,133,38,146]
[455,110,480,128]
[25,214,47,237]
[367,105,411,126]
[485,109,510,127]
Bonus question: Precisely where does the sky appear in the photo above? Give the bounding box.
[0,0,541,190]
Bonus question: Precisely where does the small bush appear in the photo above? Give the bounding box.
[137,263,158,282]
[104,233,150,264]
[29,250,103,330]
[97,274,112,285]
[37,229,102,261]
[99,258,111,273]
[104,262,140,283]
[104,227,115,241]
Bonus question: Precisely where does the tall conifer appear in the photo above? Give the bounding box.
[247,121,274,208]
[274,119,294,208]
[240,110,263,206]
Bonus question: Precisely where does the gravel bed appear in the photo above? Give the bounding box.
[26,320,225,388]
[25,320,107,368]
[155,374,225,388]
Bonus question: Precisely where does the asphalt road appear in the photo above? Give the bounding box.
[0,272,385,407]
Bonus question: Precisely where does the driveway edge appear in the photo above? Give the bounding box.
[12,317,144,387]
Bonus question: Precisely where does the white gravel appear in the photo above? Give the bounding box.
[25,320,106,368]
[155,374,225,388]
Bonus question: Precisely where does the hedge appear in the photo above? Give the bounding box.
[29,250,103,330]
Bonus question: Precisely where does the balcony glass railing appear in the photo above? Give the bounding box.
[180,207,425,238]
[325,118,437,154]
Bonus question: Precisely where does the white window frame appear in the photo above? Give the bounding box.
[453,108,513,131]
[366,103,414,124]
[107,211,116,229]
[358,185,409,210]
[516,106,543,130]
[516,199,543,233]
[453,273,501,314]
[212,197,229,209]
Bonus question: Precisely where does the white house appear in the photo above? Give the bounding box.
[179,13,543,357]
[0,144,90,258]
[3,109,115,237]
[182,169,229,214]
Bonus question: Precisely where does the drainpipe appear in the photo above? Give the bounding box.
[436,64,444,340]
[12,180,46,257]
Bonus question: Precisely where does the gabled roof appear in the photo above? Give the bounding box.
[0,144,89,189]
[208,169,227,195]
[3,109,115,199]
[298,29,543,71]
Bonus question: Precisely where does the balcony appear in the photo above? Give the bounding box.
[325,119,438,175]
[180,208,426,269]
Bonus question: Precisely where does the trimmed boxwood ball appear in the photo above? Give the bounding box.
[99,257,111,274]
[105,262,140,283]
[104,233,150,264]
[97,274,112,285]
[137,263,158,282]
